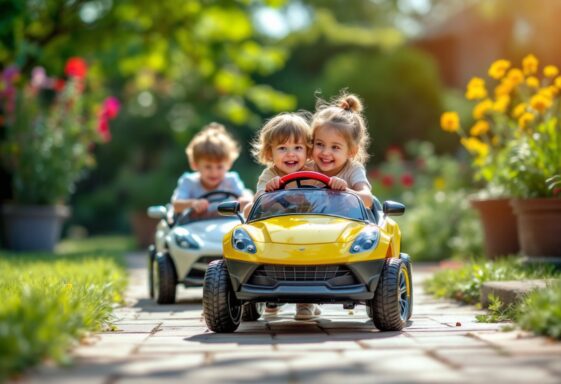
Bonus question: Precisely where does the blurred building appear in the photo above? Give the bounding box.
[413,0,561,88]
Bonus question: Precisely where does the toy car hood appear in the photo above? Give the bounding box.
[246,216,368,245]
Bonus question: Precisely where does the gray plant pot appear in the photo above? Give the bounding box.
[1,204,70,252]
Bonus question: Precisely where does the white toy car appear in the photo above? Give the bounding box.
[147,191,241,304]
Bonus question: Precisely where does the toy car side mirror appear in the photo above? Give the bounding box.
[147,205,167,219]
[218,201,245,223]
[382,201,405,216]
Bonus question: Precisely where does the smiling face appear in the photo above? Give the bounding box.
[193,158,232,190]
[312,125,355,176]
[268,137,308,175]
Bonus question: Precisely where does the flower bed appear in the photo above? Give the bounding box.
[0,237,129,380]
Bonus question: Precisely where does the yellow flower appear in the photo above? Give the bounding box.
[488,59,511,79]
[433,177,446,190]
[505,68,524,86]
[493,95,510,113]
[544,65,559,78]
[472,99,493,119]
[461,137,489,158]
[522,54,539,75]
[491,135,500,146]
[440,111,460,132]
[526,76,540,88]
[512,102,527,118]
[539,86,557,98]
[555,76,561,89]
[65,283,73,290]
[465,77,488,100]
[518,112,535,129]
[494,79,514,96]
[470,120,490,136]
[530,93,552,112]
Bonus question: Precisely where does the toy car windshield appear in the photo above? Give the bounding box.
[249,189,365,222]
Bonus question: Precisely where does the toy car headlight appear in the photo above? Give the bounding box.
[350,228,379,254]
[232,228,256,254]
[174,228,200,249]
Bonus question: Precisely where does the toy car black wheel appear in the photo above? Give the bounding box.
[203,259,242,332]
[154,252,177,304]
[241,302,264,321]
[369,258,412,331]
[148,245,156,299]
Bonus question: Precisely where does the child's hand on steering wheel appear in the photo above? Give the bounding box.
[265,176,282,192]
[192,199,209,213]
[329,177,348,190]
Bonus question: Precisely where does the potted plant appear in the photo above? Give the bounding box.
[0,59,120,251]
[441,54,561,259]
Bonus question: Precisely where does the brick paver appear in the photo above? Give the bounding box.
[25,253,561,384]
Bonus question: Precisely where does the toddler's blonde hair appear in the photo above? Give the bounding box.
[312,92,370,164]
[186,123,240,168]
[251,112,311,166]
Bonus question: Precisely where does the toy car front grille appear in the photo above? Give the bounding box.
[247,265,359,286]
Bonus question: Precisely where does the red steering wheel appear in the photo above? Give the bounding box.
[278,171,331,189]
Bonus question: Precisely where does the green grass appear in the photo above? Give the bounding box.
[424,257,561,339]
[0,236,131,380]
[424,257,559,304]
[517,280,561,339]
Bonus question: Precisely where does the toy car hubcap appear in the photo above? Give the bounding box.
[152,259,159,297]
[398,268,410,321]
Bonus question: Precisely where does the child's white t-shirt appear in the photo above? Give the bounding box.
[171,171,246,201]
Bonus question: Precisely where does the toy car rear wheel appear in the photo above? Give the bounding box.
[368,258,411,331]
[203,259,242,333]
[154,252,177,304]
[242,302,264,321]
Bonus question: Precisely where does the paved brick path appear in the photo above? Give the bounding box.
[28,253,561,384]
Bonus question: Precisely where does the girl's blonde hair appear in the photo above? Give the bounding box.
[312,92,370,164]
[186,123,240,167]
[251,112,312,165]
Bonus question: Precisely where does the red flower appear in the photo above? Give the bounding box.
[65,57,88,78]
[385,146,403,160]
[53,79,65,92]
[401,173,414,188]
[97,118,111,142]
[381,174,394,188]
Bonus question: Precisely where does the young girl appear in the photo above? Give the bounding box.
[251,112,312,197]
[310,92,373,208]
[248,112,319,319]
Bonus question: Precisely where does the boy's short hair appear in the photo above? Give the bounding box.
[251,112,312,166]
[186,123,240,167]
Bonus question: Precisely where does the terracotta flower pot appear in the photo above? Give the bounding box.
[510,198,561,257]
[470,198,520,259]
[130,211,159,249]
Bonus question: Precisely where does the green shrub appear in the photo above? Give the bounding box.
[517,281,561,339]
[0,239,128,380]
[424,258,558,304]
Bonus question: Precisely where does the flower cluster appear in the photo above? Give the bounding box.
[440,54,561,198]
[0,58,121,204]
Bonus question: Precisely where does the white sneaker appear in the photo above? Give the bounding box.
[294,304,321,320]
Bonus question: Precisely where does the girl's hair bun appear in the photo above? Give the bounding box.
[337,94,363,113]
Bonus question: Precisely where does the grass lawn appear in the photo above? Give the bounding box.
[0,236,132,380]
[424,257,561,339]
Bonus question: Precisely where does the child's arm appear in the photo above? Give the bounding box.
[350,182,373,208]
[172,199,209,213]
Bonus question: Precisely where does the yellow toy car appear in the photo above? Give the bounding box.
[203,171,412,333]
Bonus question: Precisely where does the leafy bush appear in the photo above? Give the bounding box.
[370,141,483,261]
[517,280,561,339]
[0,238,128,380]
[424,258,559,304]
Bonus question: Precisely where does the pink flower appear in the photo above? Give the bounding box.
[64,57,88,78]
[102,97,121,119]
[31,67,47,89]
[97,118,111,142]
